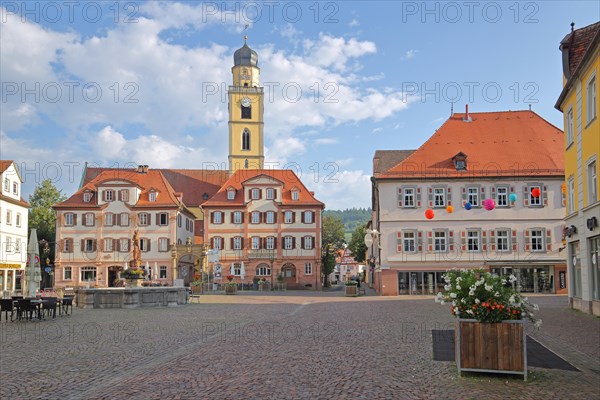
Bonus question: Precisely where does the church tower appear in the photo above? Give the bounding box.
[228,36,265,173]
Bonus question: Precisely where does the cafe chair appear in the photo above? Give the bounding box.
[42,297,58,319]
[16,299,36,321]
[0,299,15,321]
[61,297,74,316]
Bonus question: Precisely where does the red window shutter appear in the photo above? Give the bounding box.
[428,187,433,207]
[113,239,117,252]
[59,239,65,253]
[396,232,402,253]
[446,190,452,206]
[155,213,160,225]
[301,237,305,250]
[301,212,305,223]
[292,212,296,223]
[543,186,548,206]
[461,187,467,206]
[230,212,234,223]
[210,212,214,224]
[101,239,106,252]
[92,240,97,252]
[240,238,244,249]
[292,237,296,249]
[147,239,151,252]
[73,214,78,226]
[273,212,278,223]
[274,237,278,249]
[523,186,529,206]
[80,239,85,252]
[416,189,422,207]
[230,238,234,249]
[241,212,245,224]
[398,199,403,207]
[258,189,262,199]
[491,244,496,251]
[546,229,552,251]
[312,211,316,223]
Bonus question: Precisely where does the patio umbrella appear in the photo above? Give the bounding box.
[240,262,245,291]
[145,261,150,280]
[230,263,234,276]
[154,262,158,280]
[123,262,128,271]
[25,229,42,298]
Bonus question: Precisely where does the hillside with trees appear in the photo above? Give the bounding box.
[323,208,371,241]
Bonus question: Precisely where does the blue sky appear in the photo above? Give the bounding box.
[1,1,598,209]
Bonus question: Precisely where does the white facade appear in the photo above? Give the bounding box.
[54,174,196,288]
[0,162,29,292]
[374,177,568,295]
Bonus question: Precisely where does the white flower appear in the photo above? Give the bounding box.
[534,319,543,328]
[469,289,475,296]
[450,292,457,299]
[509,274,517,283]
[452,301,456,306]
[456,285,461,290]
[436,292,443,299]
[494,291,500,297]
[466,310,474,315]
[440,300,445,305]
[475,298,480,304]
[509,295,516,304]
[533,304,539,311]
[485,284,493,291]
[456,277,462,282]
[444,284,451,291]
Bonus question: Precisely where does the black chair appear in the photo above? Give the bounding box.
[16,299,36,321]
[61,297,74,316]
[0,299,15,321]
[41,297,58,319]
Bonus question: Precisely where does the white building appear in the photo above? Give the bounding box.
[371,110,567,296]
[53,166,201,288]
[0,161,30,293]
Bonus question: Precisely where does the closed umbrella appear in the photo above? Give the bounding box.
[240,262,245,291]
[230,263,234,276]
[154,262,158,280]
[25,229,42,298]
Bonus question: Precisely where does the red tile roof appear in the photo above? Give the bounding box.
[203,169,324,207]
[376,110,564,179]
[54,169,185,209]
[0,160,13,174]
[0,194,30,208]
[81,167,229,207]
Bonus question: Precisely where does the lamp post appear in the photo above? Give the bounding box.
[364,229,381,295]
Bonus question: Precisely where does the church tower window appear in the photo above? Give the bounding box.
[242,129,251,150]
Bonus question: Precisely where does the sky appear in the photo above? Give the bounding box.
[1,1,599,210]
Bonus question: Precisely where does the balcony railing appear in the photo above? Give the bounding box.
[247,250,277,259]
[228,86,264,94]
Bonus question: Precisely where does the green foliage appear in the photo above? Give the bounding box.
[348,224,368,263]
[28,179,66,271]
[323,208,371,235]
[322,215,346,249]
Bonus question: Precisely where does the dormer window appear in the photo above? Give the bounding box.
[149,191,157,202]
[227,190,236,200]
[104,190,114,202]
[291,190,299,201]
[452,152,468,171]
[266,188,275,200]
[251,188,261,200]
[202,193,209,201]
[83,192,92,203]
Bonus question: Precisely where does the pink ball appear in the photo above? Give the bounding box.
[484,198,496,211]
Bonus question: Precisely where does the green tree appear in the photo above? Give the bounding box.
[28,179,66,288]
[321,215,345,288]
[348,224,368,263]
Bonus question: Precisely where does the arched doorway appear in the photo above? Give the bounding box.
[178,254,201,286]
[281,263,296,288]
[107,265,123,287]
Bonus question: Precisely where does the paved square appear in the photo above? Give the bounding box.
[1,292,599,399]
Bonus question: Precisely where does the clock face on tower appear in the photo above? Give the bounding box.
[241,97,251,108]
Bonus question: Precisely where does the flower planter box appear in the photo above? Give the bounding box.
[345,285,358,297]
[456,318,527,380]
[225,285,237,295]
[125,278,143,288]
[258,284,270,292]
[191,285,203,294]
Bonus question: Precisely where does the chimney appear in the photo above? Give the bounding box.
[463,104,472,122]
[144,165,149,173]
[137,165,144,173]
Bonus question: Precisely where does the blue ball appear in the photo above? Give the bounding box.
[465,202,472,210]
[509,193,518,203]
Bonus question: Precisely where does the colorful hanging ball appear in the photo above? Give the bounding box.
[446,205,454,213]
[531,188,541,198]
[561,183,566,194]
[508,193,517,203]
[425,209,435,219]
[465,202,472,210]
[484,198,496,211]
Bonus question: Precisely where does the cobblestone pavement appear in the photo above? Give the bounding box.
[1,293,598,400]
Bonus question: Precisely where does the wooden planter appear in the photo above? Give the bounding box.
[456,319,527,380]
[225,285,237,295]
[191,285,203,294]
[345,285,358,297]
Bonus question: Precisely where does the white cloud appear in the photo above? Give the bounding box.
[265,136,306,166]
[314,137,339,145]
[306,170,372,210]
[349,19,360,27]
[403,49,419,60]
[371,127,383,134]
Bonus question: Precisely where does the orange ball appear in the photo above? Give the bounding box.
[561,183,566,194]
[446,205,454,213]
[425,209,434,219]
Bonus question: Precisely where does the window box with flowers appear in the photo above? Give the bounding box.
[258,279,271,292]
[436,268,541,380]
[191,274,203,294]
[345,280,358,297]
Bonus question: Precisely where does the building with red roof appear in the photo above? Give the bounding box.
[371,109,567,297]
[1,161,30,293]
[52,38,324,290]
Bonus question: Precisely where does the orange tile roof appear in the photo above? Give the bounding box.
[0,194,30,208]
[55,169,184,209]
[203,169,324,207]
[81,167,229,207]
[377,110,564,179]
[0,160,13,174]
